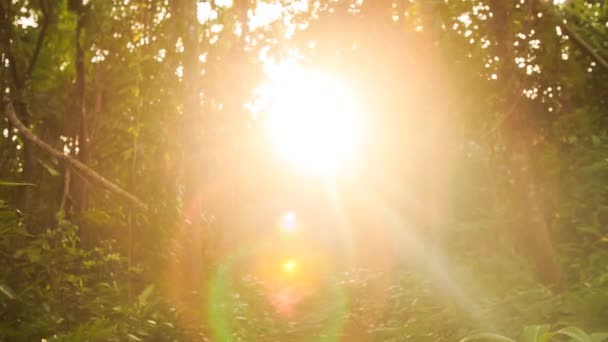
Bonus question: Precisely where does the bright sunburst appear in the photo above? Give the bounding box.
[263,63,360,175]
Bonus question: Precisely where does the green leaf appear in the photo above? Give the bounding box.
[576,225,602,237]
[138,284,155,306]
[0,180,36,187]
[39,159,61,177]
[0,284,16,299]
[554,327,592,342]
[523,325,550,342]
[26,247,42,263]
[127,333,143,341]
[591,333,608,342]
[460,333,516,342]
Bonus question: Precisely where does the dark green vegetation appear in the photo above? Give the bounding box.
[1,0,608,341]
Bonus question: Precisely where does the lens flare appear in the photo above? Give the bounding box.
[208,243,348,341]
[281,211,298,233]
[263,63,361,175]
[267,285,303,317]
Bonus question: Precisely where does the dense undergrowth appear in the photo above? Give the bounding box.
[2,199,608,341]
[0,207,185,341]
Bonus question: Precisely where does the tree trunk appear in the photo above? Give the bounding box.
[167,0,206,335]
[489,0,563,288]
[0,2,41,217]
[70,13,90,217]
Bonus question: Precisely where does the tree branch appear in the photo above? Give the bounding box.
[557,21,608,71]
[25,0,50,80]
[538,0,608,71]
[2,96,148,211]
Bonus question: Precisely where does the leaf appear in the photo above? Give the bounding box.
[576,225,602,237]
[26,247,42,263]
[591,333,608,342]
[38,159,61,177]
[127,333,143,341]
[554,327,592,342]
[138,284,155,306]
[523,325,550,342]
[460,333,516,342]
[0,284,16,299]
[0,180,36,187]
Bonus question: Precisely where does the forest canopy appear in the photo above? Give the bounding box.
[1,0,608,341]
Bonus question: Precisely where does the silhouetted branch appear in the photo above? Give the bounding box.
[2,97,148,211]
[538,0,608,71]
[558,21,608,71]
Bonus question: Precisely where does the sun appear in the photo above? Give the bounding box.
[263,63,360,175]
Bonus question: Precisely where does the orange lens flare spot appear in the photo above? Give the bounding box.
[268,286,302,317]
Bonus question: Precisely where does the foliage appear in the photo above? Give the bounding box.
[462,325,608,342]
[1,0,608,340]
[0,209,184,341]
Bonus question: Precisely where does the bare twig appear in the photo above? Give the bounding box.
[2,97,148,211]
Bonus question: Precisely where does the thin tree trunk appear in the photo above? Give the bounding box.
[70,13,90,217]
[166,0,206,335]
[489,0,563,288]
[419,0,453,248]
[0,1,42,216]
